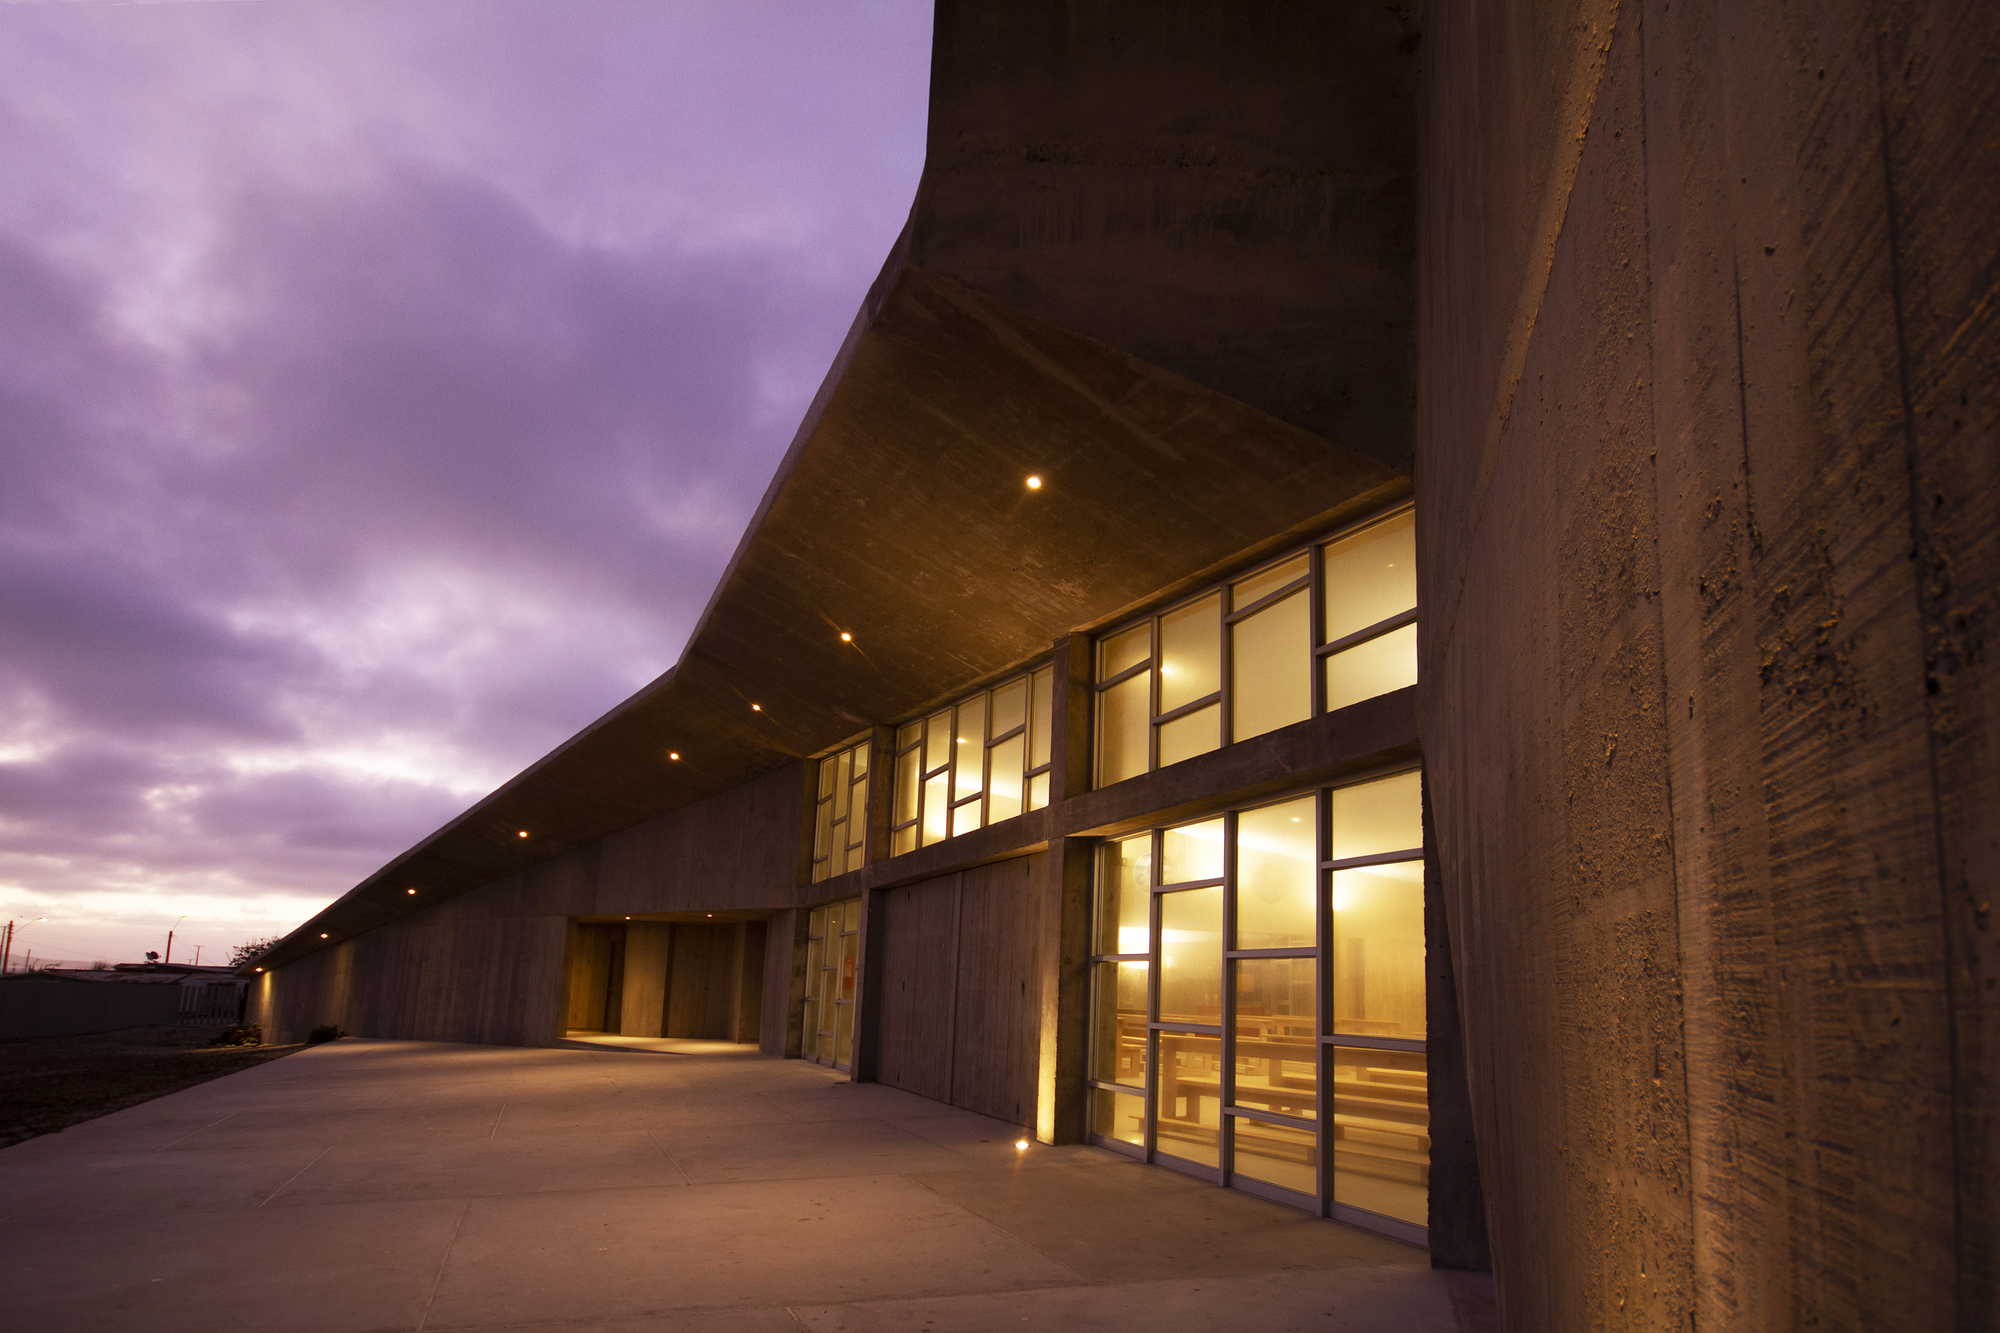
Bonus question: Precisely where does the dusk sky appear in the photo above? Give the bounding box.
[0,0,934,968]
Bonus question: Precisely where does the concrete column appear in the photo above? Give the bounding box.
[1034,836,1095,1144]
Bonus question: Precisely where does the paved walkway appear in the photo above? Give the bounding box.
[0,1037,1493,1332]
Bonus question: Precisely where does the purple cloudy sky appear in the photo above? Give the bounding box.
[0,0,932,968]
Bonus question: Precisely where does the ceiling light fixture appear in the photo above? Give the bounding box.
[1025,476,1042,489]
[669,751,681,760]
[320,933,329,939]
[407,888,418,895]
[517,831,529,838]
[751,703,762,711]
[840,632,852,642]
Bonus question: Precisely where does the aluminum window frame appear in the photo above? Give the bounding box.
[887,662,1054,858]
[1085,765,1430,1248]
[1093,501,1416,789]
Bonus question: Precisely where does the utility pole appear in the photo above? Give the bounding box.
[1,920,11,973]
[194,945,202,965]
[164,915,185,966]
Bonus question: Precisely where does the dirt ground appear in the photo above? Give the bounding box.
[0,1025,305,1150]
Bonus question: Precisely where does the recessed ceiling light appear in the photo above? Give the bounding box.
[668,751,680,760]
[1025,476,1042,489]
[751,703,762,711]
[407,888,417,894]
[517,830,529,838]
[840,632,852,642]
[319,933,328,939]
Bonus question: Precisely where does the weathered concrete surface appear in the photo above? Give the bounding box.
[0,1038,1492,1332]
[1417,0,1998,1329]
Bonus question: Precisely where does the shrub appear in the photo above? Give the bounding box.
[307,1024,347,1044]
[215,1024,262,1047]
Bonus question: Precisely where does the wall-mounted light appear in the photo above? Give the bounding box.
[1025,476,1042,490]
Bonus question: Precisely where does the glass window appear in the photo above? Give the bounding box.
[1158,887,1222,1024]
[1236,797,1315,948]
[1322,510,1416,643]
[1093,504,1415,790]
[802,898,860,1071]
[1092,1087,1146,1151]
[1156,1031,1223,1167]
[1029,667,1054,772]
[1158,594,1222,713]
[1101,623,1152,678]
[887,664,1053,859]
[1157,703,1220,767]
[1232,1116,1318,1198]
[1331,863,1426,1040]
[1159,819,1224,886]
[1329,769,1422,861]
[1325,623,1418,713]
[1097,672,1150,785]
[809,739,870,883]
[1093,961,1150,1087]
[1233,552,1309,610]
[1232,589,1310,742]
[1097,835,1151,955]
[1330,1046,1429,1225]
[1087,775,1429,1241]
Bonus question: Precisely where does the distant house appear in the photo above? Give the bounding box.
[40,963,248,1028]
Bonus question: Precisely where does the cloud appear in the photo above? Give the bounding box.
[0,0,931,962]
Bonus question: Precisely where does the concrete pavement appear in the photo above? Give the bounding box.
[0,1037,1492,1331]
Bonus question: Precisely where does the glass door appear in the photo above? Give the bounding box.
[802,898,860,1071]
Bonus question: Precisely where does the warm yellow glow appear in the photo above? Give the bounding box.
[751,703,762,711]
[319,932,328,938]
[406,888,417,895]
[517,830,529,838]
[668,751,680,760]
[1015,1138,1029,1149]
[255,967,263,972]
[1025,476,1042,489]
[840,632,852,642]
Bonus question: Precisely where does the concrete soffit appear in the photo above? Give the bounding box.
[249,5,1421,975]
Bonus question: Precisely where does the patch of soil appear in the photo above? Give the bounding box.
[0,1024,306,1150]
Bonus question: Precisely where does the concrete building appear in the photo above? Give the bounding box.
[242,3,1998,1328]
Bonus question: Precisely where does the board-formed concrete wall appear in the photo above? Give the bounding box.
[1417,0,1997,1328]
[252,763,808,1046]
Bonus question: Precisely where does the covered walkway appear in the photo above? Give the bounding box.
[0,1038,1491,1331]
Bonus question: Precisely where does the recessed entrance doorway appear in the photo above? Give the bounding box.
[564,917,766,1041]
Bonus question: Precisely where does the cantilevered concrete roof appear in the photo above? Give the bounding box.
[250,2,1419,973]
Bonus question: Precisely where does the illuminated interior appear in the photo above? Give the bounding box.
[1087,768,1431,1229]
[801,896,862,1070]
[1094,506,1417,788]
[888,665,1053,856]
[810,738,872,883]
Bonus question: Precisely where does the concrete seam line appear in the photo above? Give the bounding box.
[417,1199,470,1332]
[259,1143,331,1208]
[785,1307,809,1330]
[647,1128,694,1185]
[488,1103,506,1140]
[153,1111,237,1152]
